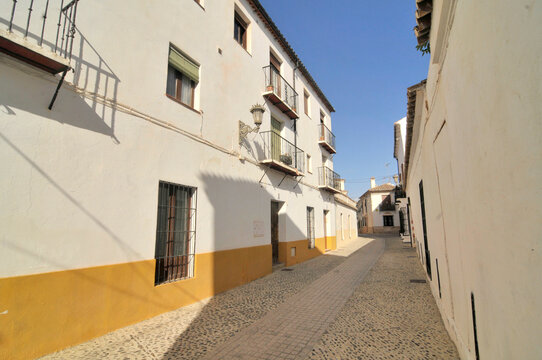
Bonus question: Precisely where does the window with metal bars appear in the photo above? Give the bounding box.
[307,207,315,249]
[154,181,197,285]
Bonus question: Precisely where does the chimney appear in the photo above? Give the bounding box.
[370,177,376,188]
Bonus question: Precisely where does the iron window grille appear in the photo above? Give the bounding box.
[307,207,315,249]
[154,181,197,285]
[383,215,394,227]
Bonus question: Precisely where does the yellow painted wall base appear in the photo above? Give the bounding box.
[0,244,271,360]
[278,236,336,267]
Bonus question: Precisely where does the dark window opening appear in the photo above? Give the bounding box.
[419,180,432,280]
[234,13,247,49]
[155,181,197,285]
[383,215,394,226]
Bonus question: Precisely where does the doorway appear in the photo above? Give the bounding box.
[271,201,282,264]
[323,210,330,250]
[271,117,281,162]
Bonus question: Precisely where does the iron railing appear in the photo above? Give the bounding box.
[395,186,406,199]
[380,202,396,211]
[6,0,80,60]
[263,65,298,112]
[318,123,336,151]
[260,131,304,173]
[318,166,341,191]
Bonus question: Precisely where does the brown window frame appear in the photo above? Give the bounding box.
[166,65,196,109]
[234,13,248,49]
[154,181,197,285]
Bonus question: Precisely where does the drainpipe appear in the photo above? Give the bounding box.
[293,61,299,170]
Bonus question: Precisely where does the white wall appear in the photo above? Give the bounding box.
[0,0,337,277]
[406,1,542,359]
[369,191,399,228]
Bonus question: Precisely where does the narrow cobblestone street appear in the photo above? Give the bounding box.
[42,236,458,360]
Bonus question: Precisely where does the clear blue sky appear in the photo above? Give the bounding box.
[260,0,429,199]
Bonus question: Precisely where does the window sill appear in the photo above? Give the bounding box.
[166,94,202,115]
[233,38,252,57]
[194,0,205,11]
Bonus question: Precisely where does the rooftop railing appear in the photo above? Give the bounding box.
[318,166,341,192]
[260,131,304,174]
[318,123,336,153]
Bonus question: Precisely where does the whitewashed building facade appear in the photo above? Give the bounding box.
[405,0,542,359]
[0,1,343,358]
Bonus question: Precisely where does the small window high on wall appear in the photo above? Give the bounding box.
[234,11,248,49]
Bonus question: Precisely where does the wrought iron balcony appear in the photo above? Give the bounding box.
[318,166,341,193]
[395,186,406,199]
[1,0,80,74]
[379,203,396,211]
[318,123,336,154]
[262,65,299,119]
[259,131,304,175]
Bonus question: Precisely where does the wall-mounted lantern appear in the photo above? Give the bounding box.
[239,104,266,144]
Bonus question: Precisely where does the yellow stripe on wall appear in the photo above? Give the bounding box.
[0,237,336,359]
[0,244,271,360]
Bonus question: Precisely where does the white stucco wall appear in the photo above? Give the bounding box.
[406,1,542,359]
[0,0,337,278]
[369,191,399,228]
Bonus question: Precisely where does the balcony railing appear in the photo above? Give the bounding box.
[318,166,341,193]
[262,65,298,119]
[395,186,406,199]
[380,203,396,211]
[2,0,80,74]
[318,123,336,154]
[260,131,304,175]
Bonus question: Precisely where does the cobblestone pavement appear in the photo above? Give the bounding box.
[41,237,372,360]
[308,236,459,360]
[42,236,458,360]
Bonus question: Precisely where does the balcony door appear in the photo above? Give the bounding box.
[271,117,281,162]
[270,52,282,97]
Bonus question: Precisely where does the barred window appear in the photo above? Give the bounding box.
[307,207,315,249]
[155,181,197,285]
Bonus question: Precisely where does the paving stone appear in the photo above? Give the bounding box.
[41,236,458,360]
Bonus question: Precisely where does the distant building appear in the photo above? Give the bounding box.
[357,178,399,234]
[404,0,542,359]
[334,181,358,246]
[393,117,410,239]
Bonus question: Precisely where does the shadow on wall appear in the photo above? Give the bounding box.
[197,170,307,294]
[0,15,120,142]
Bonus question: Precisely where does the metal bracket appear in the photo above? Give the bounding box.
[293,175,304,189]
[277,173,288,187]
[48,68,69,110]
[239,120,259,145]
[258,165,270,184]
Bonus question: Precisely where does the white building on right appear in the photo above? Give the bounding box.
[405,1,542,359]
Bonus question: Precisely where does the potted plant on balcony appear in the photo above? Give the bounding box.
[266,85,274,92]
[280,153,292,165]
